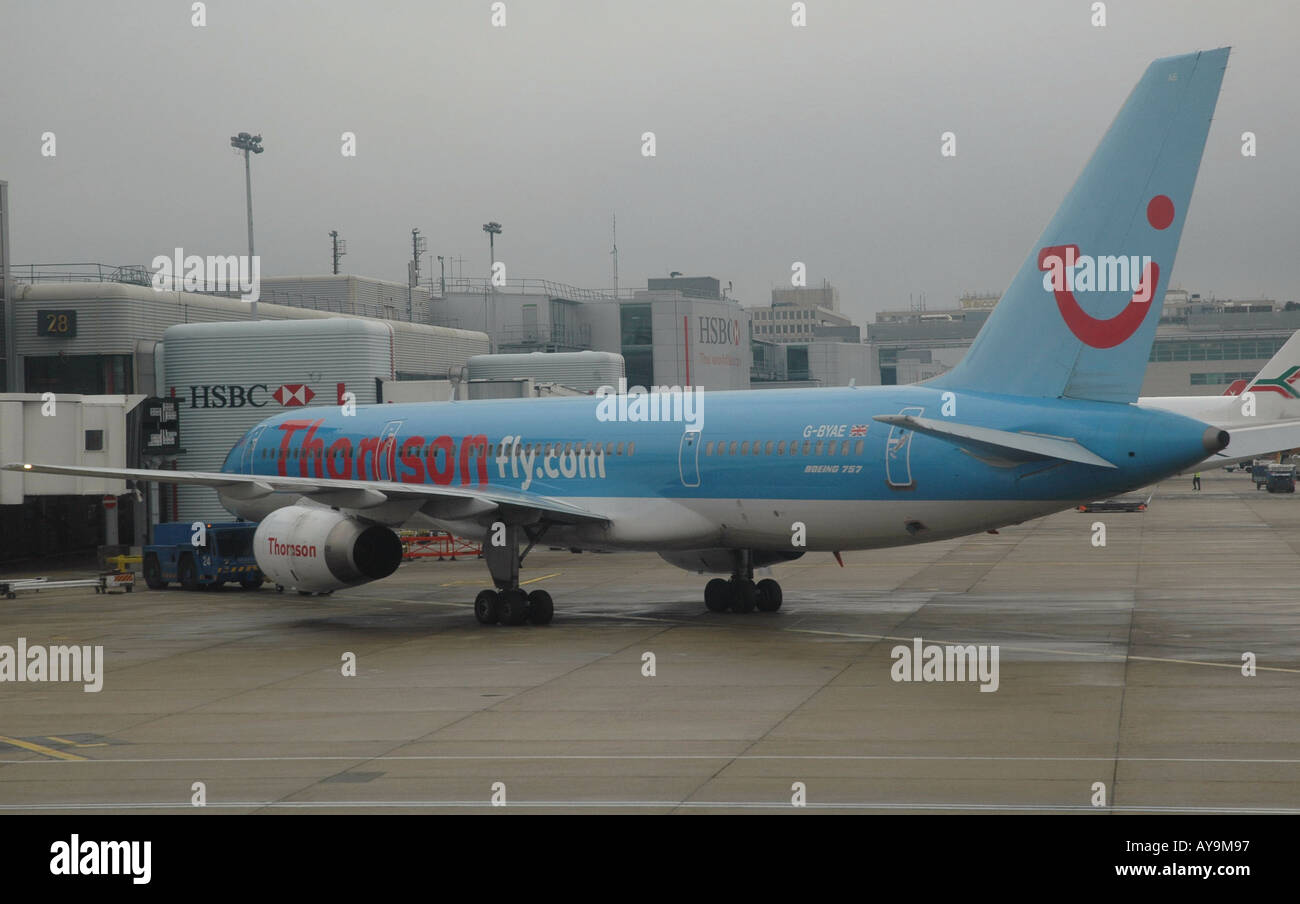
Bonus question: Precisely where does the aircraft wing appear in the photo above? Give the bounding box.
[0,462,608,525]
[872,414,1116,469]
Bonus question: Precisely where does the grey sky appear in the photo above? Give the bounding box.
[3,0,1296,325]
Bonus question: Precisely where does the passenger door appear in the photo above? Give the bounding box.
[239,424,268,473]
[679,429,701,487]
[885,407,924,489]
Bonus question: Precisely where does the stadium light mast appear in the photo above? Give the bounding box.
[481,222,502,352]
[229,132,264,258]
[230,131,264,319]
[482,221,501,281]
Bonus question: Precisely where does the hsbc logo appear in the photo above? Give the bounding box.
[183,383,317,409]
[273,384,315,406]
[697,316,742,346]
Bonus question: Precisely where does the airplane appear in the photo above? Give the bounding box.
[10,47,1275,628]
[1139,329,1300,469]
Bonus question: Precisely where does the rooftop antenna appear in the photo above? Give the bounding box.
[329,230,346,275]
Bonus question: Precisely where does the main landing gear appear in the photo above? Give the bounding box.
[703,550,783,614]
[474,522,554,627]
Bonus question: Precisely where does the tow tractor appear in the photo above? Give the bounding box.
[142,522,264,590]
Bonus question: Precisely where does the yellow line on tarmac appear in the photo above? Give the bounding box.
[45,736,107,748]
[0,736,87,761]
[520,572,561,586]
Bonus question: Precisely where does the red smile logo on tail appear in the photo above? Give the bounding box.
[1039,195,1173,350]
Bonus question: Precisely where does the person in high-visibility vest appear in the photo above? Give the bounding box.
[1193,472,1202,491]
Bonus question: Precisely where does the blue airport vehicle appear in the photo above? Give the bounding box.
[1251,460,1272,490]
[142,521,264,591]
[1266,464,1296,494]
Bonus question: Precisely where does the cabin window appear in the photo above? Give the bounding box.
[627,442,635,456]
[705,442,713,455]
[606,442,615,455]
[855,439,864,455]
[765,441,774,455]
[617,442,624,455]
[777,441,785,455]
[815,441,824,455]
[803,441,812,455]
[729,441,738,455]
[841,441,850,456]
[741,441,749,455]
[827,441,837,457]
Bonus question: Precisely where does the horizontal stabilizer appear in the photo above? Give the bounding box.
[1209,421,1300,464]
[872,415,1116,469]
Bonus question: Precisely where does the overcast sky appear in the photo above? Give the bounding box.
[3,0,1297,324]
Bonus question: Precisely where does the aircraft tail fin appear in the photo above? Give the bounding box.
[1242,329,1300,400]
[933,48,1229,403]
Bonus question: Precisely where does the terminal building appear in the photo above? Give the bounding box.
[748,283,874,389]
[0,263,492,561]
[430,274,751,391]
[865,288,1300,395]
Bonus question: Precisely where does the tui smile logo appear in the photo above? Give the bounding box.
[1038,195,1174,349]
[1251,366,1300,399]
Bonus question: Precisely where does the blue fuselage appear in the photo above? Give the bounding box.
[220,386,1213,551]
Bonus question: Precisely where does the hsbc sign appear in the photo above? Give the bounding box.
[697,316,742,346]
[184,383,319,409]
[273,383,315,406]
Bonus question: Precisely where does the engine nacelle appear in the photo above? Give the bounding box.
[253,505,403,593]
[657,549,805,575]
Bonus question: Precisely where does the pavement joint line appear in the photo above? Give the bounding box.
[674,658,855,813]
[253,620,677,814]
[1,801,1297,813]
[781,627,1300,673]
[2,754,1295,763]
[96,618,486,755]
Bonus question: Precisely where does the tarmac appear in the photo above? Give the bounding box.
[1,468,1297,813]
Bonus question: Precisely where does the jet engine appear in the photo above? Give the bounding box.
[253,505,403,593]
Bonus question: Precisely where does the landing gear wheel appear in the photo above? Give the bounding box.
[240,573,263,590]
[756,579,783,612]
[498,589,529,626]
[527,589,554,625]
[143,553,165,590]
[704,578,731,612]
[731,579,756,614]
[178,555,199,591]
[474,589,501,625]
